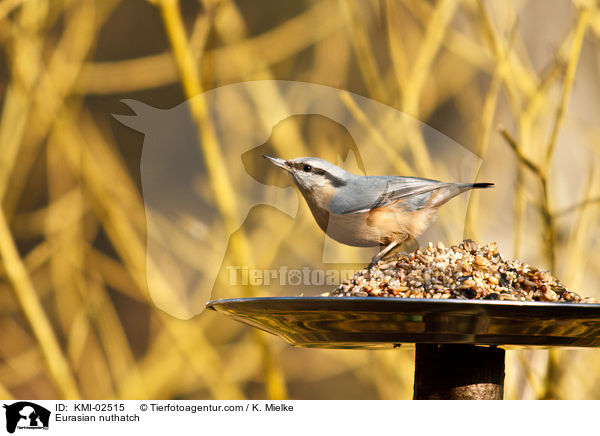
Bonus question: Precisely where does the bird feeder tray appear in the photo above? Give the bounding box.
[207,297,600,399]
[206,296,600,349]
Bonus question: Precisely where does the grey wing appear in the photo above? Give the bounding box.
[329,176,452,215]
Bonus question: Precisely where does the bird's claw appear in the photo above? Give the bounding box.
[367,255,382,271]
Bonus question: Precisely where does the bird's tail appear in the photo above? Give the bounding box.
[471,182,495,189]
[431,182,494,208]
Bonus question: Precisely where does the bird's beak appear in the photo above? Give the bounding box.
[263,155,291,172]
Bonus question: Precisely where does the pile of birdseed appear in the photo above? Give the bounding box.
[329,240,598,303]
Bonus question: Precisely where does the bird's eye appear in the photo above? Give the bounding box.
[303,164,312,172]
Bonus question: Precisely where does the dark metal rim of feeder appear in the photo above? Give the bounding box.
[207,296,600,310]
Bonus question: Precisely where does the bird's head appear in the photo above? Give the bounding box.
[263,156,349,194]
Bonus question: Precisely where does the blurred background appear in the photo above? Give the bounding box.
[1,0,600,400]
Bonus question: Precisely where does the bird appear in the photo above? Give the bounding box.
[263,155,494,267]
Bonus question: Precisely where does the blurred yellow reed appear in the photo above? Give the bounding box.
[0,0,25,21]
[0,209,80,399]
[208,0,309,157]
[339,90,412,175]
[545,7,590,167]
[402,0,457,119]
[341,1,386,102]
[77,1,341,94]
[0,382,14,400]
[157,0,240,236]
[464,56,501,239]
[156,0,287,399]
[64,108,245,399]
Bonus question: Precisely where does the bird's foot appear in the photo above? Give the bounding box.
[367,253,384,271]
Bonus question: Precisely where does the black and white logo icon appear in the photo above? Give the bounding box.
[3,402,50,434]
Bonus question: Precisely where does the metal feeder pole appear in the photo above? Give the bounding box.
[413,344,505,400]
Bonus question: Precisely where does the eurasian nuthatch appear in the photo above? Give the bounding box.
[264,155,494,266]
